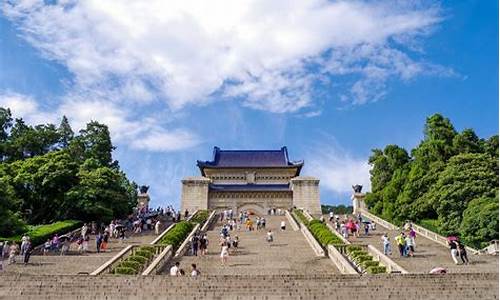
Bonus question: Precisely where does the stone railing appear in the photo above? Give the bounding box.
[300,225,325,256]
[90,244,167,275]
[409,222,479,255]
[359,209,398,230]
[325,223,350,245]
[150,223,176,245]
[174,223,201,258]
[327,245,358,274]
[285,210,300,231]
[367,245,408,274]
[302,209,314,222]
[200,210,217,232]
[141,245,173,275]
[186,210,199,221]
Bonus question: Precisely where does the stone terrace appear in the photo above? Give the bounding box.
[168,215,338,275]
[0,273,497,300]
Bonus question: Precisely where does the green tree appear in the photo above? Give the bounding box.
[79,121,116,167]
[453,128,481,154]
[58,116,74,148]
[460,195,499,249]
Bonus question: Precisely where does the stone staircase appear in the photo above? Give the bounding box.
[0,273,497,299]
[168,216,338,275]
[330,215,499,273]
[2,219,172,276]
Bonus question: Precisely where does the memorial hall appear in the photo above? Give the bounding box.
[181,146,322,216]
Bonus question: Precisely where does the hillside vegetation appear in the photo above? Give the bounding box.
[0,107,137,237]
[365,114,498,248]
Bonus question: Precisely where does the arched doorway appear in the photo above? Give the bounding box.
[238,203,266,216]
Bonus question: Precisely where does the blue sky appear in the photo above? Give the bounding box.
[0,0,498,208]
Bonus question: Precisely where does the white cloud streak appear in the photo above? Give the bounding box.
[3,0,446,113]
[305,138,371,194]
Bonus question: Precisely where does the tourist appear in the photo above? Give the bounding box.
[267,230,274,244]
[101,231,109,252]
[232,235,239,254]
[155,220,161,235]
[409,227,417,249]
[23,240,32,265]
[405,234,414,257]
[81,223,88,239]
[341,222,348,239]
[191,263,200,277]
[329,211,334,222]
[109,221,115,239]
[457,241,469,265]
[448,240,459,264]
[20,234,29,255]
[261,217,266,229]
[256,217,261,230]
[382,233,392,255]
[96,232,102,254]
[280,220,286,231]
[191,234,199,256]
[199,235,208,256]
[395,233,406,257]
[170,262,181,276]
[364,223,369,235]
[220,240,229,266]
[83,235,90,253]
[51,234,60,251]
[8,242,18,264]
[43,239,51,255]
[61,238,71,256]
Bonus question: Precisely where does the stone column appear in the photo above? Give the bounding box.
[290,176,322,217]
[181,176,211,214]
[351,192,366,214]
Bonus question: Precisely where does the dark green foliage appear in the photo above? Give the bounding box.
[113,267,137,275]
[119,260,142,271]
[366,266,387,274]
[0,220,81,246]
[292,210,310,226]
[308,220,344,246]
[0,105,137,236]
[189,210,209,224]
[127,255,147,264]
[361,260,380,269]
[321,205,353,215]
[158,221,195,249]
[366,114,498,248]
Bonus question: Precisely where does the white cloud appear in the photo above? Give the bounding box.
[0,91,200,152]
[305,138,371,194]
[0,91,58,124]
[3,0,444,113]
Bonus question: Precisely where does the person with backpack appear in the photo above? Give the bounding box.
[457,241,469,265]
[191,234,199,256]
[96,232,102,254]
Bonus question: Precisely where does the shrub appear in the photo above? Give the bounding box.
[353,255,373,265]
[158,221,194,249]
[361,260,380,269]
[135,249,154,259]
[127,255,147,264]
[292,210,310,226]
[119,260,142,271]
[307,221,344,246]
[0,220,82,246]
[113,267,137,275]
[346,245,362,253]
[366,266,387,274]
[189,210,209,224]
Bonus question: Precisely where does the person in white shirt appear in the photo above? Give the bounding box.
[170,262,180,276]
[280,220,286,231]
[155,220,161,235]
[191,263,200,277]
[329,212,334,222]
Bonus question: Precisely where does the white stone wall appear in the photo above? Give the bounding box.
[180,176,210,214]
[290,176,322,217]
[208,191,293,215]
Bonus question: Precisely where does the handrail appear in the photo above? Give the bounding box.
[200,210,217,232]
[302,210,314,222]
[410,222,479,255]
[186,210,199,221]
[150,223,176,245]
[327,245,358,274]
[359,209,398,230]
[367,245,408,274]
[90,245,133,275]
[141,245,173,275]
[174,223,201,258]
[285,210,300,231]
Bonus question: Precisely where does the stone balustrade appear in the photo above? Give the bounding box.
[141,245,173,275]
[285,210,300,231]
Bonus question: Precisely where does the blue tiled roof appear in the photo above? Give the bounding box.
[209,184,291,192]
[197,146,303,169]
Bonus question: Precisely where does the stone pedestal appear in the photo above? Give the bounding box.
[351,192,366,214]
[137,193,150,211]
[291,176,322,217]
[181,176,211,214]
